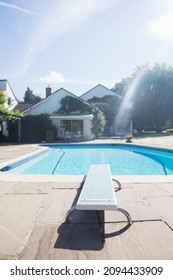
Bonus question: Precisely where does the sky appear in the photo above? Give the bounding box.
[1,0,173,101]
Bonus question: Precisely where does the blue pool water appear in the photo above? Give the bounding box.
[2,144,173,175]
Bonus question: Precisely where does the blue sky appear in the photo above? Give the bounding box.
[1,0,173,100]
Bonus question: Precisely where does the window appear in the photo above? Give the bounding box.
[8,97,12,105]
[60,120,83,134]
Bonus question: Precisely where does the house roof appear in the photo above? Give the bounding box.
[0,79,18,102]
[14,103,36,112]
[23,87,92,114]
[80,84,120,100]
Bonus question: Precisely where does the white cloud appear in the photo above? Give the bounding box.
[20,0,120,76]
[0,1,38,15]
[40,71,65,84]
[39,70,113,90]
[146,11,173,42]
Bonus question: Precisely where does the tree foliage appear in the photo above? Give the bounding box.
[24,87,42,103]
[0,90,22,120]
[0,89,6,106]
[57,96,105,136]
[7,114,53,143]
[88,95,120,135]
[91,105,106,137]
[58,95,91,114]
[131,63,173,131]
[112,63,173,132]
[0,89,22,141]
[21,114,53,143]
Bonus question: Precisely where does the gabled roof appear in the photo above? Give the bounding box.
[0,79,18,102]
[14,103,36,112]
[23,87,91,114]
[80,84,120,100]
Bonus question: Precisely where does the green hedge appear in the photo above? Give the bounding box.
[7,114,53,143]
[7,119,18,142]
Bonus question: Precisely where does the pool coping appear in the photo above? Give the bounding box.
[0,146,49,172]
[0,145,49,171]
[1,173,173,183]
[1,143,173,182]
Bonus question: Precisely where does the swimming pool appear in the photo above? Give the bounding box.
[1,144,173,175]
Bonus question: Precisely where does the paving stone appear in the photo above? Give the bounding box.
[7,181,52,194]
[146,196,173,229]
[6,182,81,195]
[0,194,44,258]
[37,189,99,224]
[133,183,173,198]
[0,181,17,196]
[19,223,108,260]
[105,188,160,222]
[37,189,77,224]
[157,183,173,196]
[105,221,173,259]
[0,145,40,160]
[52,182,82,189]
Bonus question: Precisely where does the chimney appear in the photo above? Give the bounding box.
[46,85,52,98]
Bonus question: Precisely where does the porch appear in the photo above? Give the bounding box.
[50,114,94,141]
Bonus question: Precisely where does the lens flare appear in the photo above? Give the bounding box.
[114,71,144,135]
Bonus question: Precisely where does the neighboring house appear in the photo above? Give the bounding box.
[81,84,133,135]
[0,79,18,110]
[80,84,120,101]
[0,79,18,137]
[80,84,133,136]
[23,87,94,141]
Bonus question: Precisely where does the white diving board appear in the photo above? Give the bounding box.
[76,164,118,211]
[65,164,132,236]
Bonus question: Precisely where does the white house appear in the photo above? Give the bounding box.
[80,84,132,136]
[0,79,18,110]
[0,79,18,137]
[80,84,120,101]
[23,87,94,141]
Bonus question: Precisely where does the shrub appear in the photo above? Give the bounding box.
[7,120,18,142]
[91,106,106,137]
[7,114,53,143]
[21,114,53,143]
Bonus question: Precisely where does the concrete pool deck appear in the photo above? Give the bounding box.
[0,138,173,259]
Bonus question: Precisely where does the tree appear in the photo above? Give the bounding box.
[24,87,42,103]
[88,95,120,135]
[57,96,105,137]
[91,105,106,137]
[0,90,22,141]
[131,63,173,131]
[0,90,6,138]
[58,96,91,113]
[112,63,173,132]
[7,114,53,143]
[112,79,130,97]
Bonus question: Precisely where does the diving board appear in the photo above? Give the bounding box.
[65,164,132,241]
[76,164,119,211]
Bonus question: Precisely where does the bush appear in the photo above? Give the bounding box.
[91,106,106,137]
[7,114,53,143]
[21,114,53,143]
[7,119,18,142]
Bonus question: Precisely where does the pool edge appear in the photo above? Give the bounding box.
[1,143,173,182]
